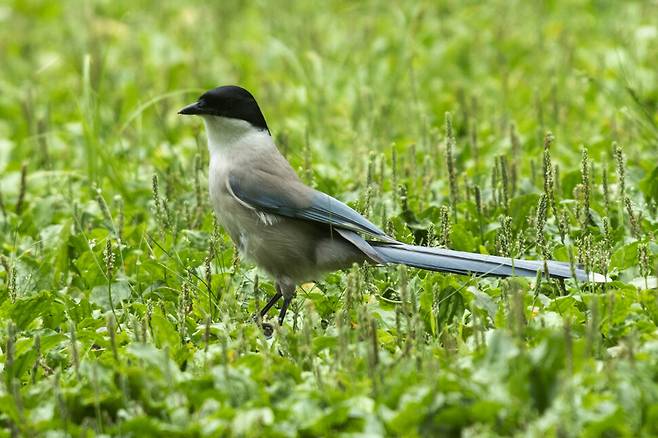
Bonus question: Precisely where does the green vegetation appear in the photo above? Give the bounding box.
[1,0,658,436]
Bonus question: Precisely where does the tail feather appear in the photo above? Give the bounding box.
[369,242,608,282]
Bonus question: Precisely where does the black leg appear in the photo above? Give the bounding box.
[277,295,293,326]
[254,289,283,338]
[259,291,282,317]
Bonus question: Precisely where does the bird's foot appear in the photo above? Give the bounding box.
[261,322,275,338]
[251,314,275,338]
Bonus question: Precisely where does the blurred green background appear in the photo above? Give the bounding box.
[1,0,657,436]
[3,0,656,184]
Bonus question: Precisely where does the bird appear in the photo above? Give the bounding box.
[179,85,606,328]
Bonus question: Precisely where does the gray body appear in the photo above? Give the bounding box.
[180,85,606,325]
[205,116,367,297]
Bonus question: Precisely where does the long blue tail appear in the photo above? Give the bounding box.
[369,241,607,282]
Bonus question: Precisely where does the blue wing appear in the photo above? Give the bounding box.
[228,171,393,241]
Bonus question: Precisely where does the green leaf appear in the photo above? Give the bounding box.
[639,165,658,204]
[150,306,180,350]
[610,242,639,271]
[1,291,64,330]
[89,282,132,310]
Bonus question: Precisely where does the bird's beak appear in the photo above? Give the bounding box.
[178,101,204,115]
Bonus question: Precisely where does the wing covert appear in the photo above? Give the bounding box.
[228,171,392,241]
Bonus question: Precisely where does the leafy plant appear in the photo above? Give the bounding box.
[1,0,657,435]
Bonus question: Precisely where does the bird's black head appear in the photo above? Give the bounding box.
[179,85,269,132]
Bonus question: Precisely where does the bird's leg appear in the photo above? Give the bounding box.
[277,297,292,326]
[254,285,283,338]
[259,288,283,318]
[277,282,297,326]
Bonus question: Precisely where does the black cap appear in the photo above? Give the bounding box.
[179,85,269,132]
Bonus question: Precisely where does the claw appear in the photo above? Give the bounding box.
[261,322,274,338]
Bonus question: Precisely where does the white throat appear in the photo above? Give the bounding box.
[202,116,272,156]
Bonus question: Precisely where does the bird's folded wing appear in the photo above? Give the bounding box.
[228,170,394,241]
